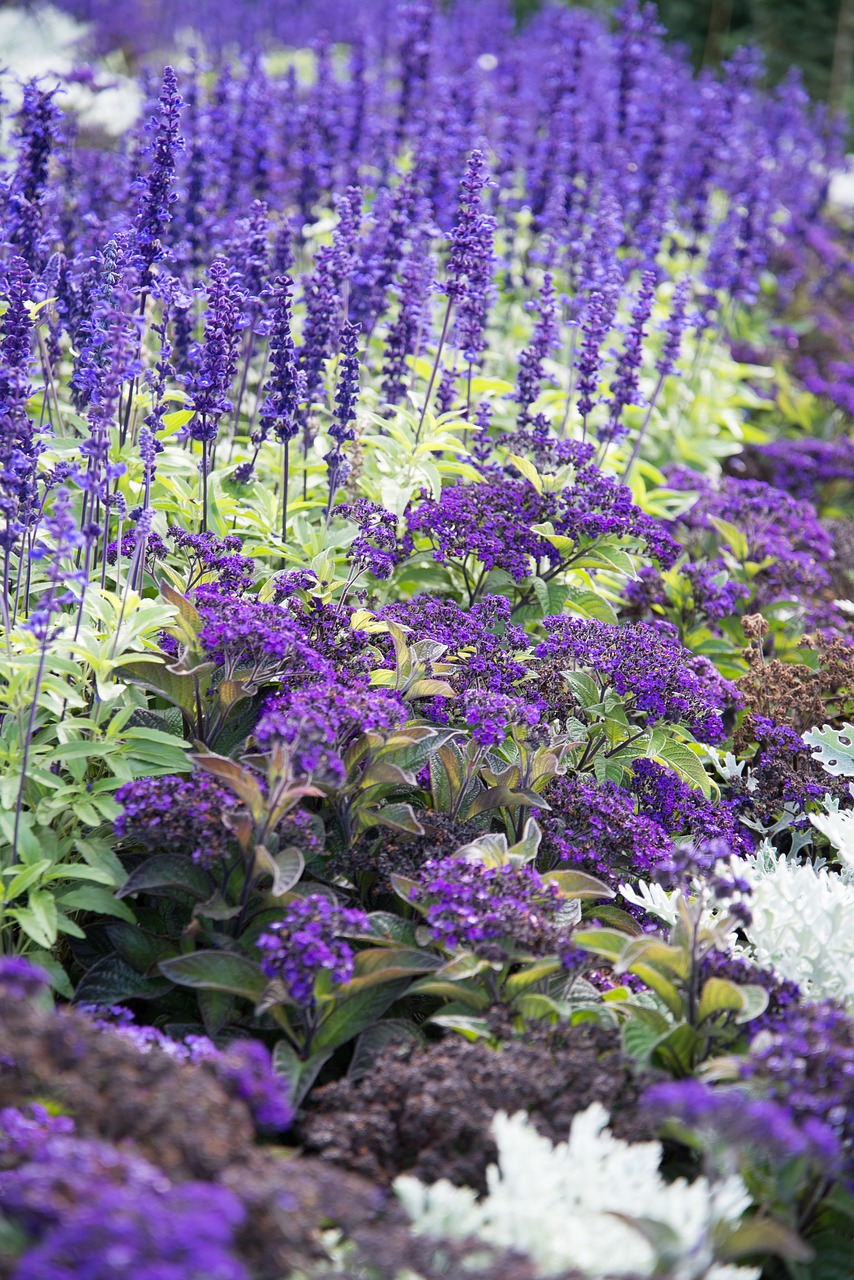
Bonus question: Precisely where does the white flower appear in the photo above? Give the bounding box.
[0,5,141,136]
[740,854,854,1007]
[396,1104,757,1280]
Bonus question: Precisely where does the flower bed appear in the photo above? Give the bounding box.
[0,1,853,1276]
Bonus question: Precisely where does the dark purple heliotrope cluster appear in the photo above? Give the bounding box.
[411,857,566,956]
[540,774,669,885]
[0,1107,248,1280]
[742,1000,854,1185]
[257,894,368,1006]
[643,1079,840,1171]
[254,674,407,782]
[536,616,738,742]
[667,469,835,613]
[407,444,679,599]
[114,772,235,867]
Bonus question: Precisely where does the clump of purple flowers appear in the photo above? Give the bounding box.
[376,594,531,702]
[631,758,753,858]
[536,616,738,743]
[194,594,328,679]
[169,526,255,595]
[643,1079,840,1171]
[540,774,666,886]
[254,673,407,783]
[0,1107,248,1280]
[411,856,565,956]
[625,558,750,631]
[257,894,368,1007]
[407,441,679,597]
[756,435,854,504]
[0,956,50,1002]
[741,999,854,1185]
[114,772,235,868]
[459,688,541,747]
[668,469,834,609]
[338,498,405,581]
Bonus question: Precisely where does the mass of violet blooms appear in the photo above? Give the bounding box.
[1,0,854,1276]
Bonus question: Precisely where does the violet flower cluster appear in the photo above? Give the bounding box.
[114,772,236,868]
[411,856,566,957]
[254,673,407,782]
[0,1107,248,1280]
[257,893,368,1007]
[536,616,738,743]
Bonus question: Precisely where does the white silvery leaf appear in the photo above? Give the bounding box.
[802,723,854,778]
[810,808,854,871]
[741,854,854,1008]
[619,880,678,925]
[396,1103,757,1279]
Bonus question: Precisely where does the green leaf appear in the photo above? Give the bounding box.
[504,962,563,998]
[158,951,268,1001]
[105,921,176,973]
[630,963,684,1019]
[508,454,543,493]
[116,856,213,902]
[652,1022,703,1074]
[56,884,137,923]
[542,869,615,899]
[429,1013,492,1040]
[253,844,304,897]
[198,987,235,1037]
[719,1219,812,1264]
[367,802,425,834]
[707,515,749,560]
[2,860,52,901]
[651,737,713,798]
[272,1040,331,1109]
[363,912,420,946]
[573,927,630,961]
[74,955,173,1004]
[25,949,73,998]
[312,977,411,1053]
[20,890,58,948]
[621,1018,666,1067]
[122,658,200,714]
[697,976,748,1022]
[407,977,491,1009]
[734,981,771,1024]
[561,670,601,712]
[347,1019,421,1081]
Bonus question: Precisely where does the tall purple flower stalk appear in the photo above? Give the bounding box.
[623,274,692,479]
[516,271,560,424]
[574,290,611,437]
[4,82,63,271]
[188,259,247,530]
[133,65,185,292]
[0,257,39,616]
[257,274,303,538]
[380,219,434,408]
[446,149,496,417]
[417,148,492,433]
[326,320,360,516]
[599,267,657,450]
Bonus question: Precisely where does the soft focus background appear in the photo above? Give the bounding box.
[10,0,854,111]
